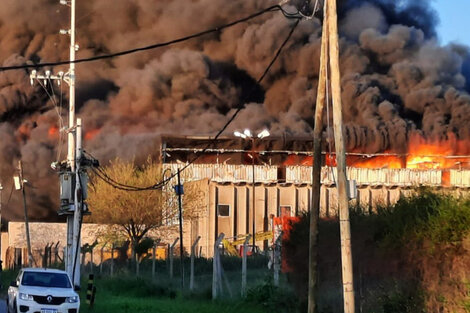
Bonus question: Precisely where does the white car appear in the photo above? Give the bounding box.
[7,268,80,313]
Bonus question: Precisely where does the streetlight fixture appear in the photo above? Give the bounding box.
[234,128,270,254]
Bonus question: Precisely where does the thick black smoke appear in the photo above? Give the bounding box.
[0,0,469,221]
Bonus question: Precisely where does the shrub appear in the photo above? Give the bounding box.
[376,189,470,251]
[282,189,470,312]
[245,278,298,313]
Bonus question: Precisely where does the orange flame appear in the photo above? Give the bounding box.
[301,134,470,170]
[17,124,31,141]
[405,133,467,169]
[349,133,470,170]
[350,155,404,169]
[48,126,59,139]
[85,129,100,141]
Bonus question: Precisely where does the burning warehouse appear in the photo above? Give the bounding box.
[160,135,470,256]
[1,0,470,244]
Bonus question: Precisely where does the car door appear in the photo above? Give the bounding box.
[8,270,22,312]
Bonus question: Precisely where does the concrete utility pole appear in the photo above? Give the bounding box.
[308,2,329,312]
[327,0,356,312]
[17,161,33,267]
[29,0,81,286]
[65,0,79,286]
[71,118,82,287]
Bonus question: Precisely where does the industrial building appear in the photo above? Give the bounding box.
[161,135,470,256]
[4,135,470,263]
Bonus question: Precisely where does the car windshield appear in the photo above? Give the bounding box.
[21,272,71,288]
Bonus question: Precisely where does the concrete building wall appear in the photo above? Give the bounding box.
[191,181,470,256]
[5,178,470,260]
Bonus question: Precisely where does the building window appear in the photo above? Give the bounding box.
[217,204,230,217]
[279,205,292,217]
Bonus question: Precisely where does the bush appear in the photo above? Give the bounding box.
[245,278,298,313]
[376,189,470,251]
[282,189,470,312]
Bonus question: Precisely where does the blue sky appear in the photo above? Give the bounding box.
[432,0,470,46]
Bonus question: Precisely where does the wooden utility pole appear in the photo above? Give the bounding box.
[309,1,355,312]
[327,0,356,312]
[308,2,329,312]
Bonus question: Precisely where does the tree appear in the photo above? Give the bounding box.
[87,158,168,260]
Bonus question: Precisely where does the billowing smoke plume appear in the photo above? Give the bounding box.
[1,0,470,220]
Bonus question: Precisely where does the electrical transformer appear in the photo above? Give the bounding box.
[59,171,75,213]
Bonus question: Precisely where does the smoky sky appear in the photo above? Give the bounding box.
[0,0,469,221]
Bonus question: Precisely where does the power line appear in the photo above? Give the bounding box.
[89,18,302,192]
[0,5,295,72]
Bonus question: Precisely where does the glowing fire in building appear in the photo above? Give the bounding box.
[349,134,470,170]
[84,129,100,141]
[287,134,470,170]
[48,126,59,139]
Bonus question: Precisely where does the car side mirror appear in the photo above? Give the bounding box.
[74,286,81,292]
[9,281,18,288]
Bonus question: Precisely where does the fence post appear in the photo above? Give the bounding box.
[90,248,94,273]
[48,243,52,266]
[212,233,225,300]
[99,244,105,275]
[110,243,115,276]
[54,242,60,264]
[190,236,201,291]
[241,234,251,297]
[152,239,161,281]
[169,238,179,279]
[43,244,49,268]
[273,232,282,287]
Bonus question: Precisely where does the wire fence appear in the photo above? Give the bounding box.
[5,236,283,299]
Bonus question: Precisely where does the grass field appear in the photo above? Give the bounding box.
[78,273,269,313]
[80,292,265,313]
[1,266,275,313]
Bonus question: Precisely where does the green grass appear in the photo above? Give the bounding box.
[1,268,271,313]
[81,295,265,313]
[79,275,267,313]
